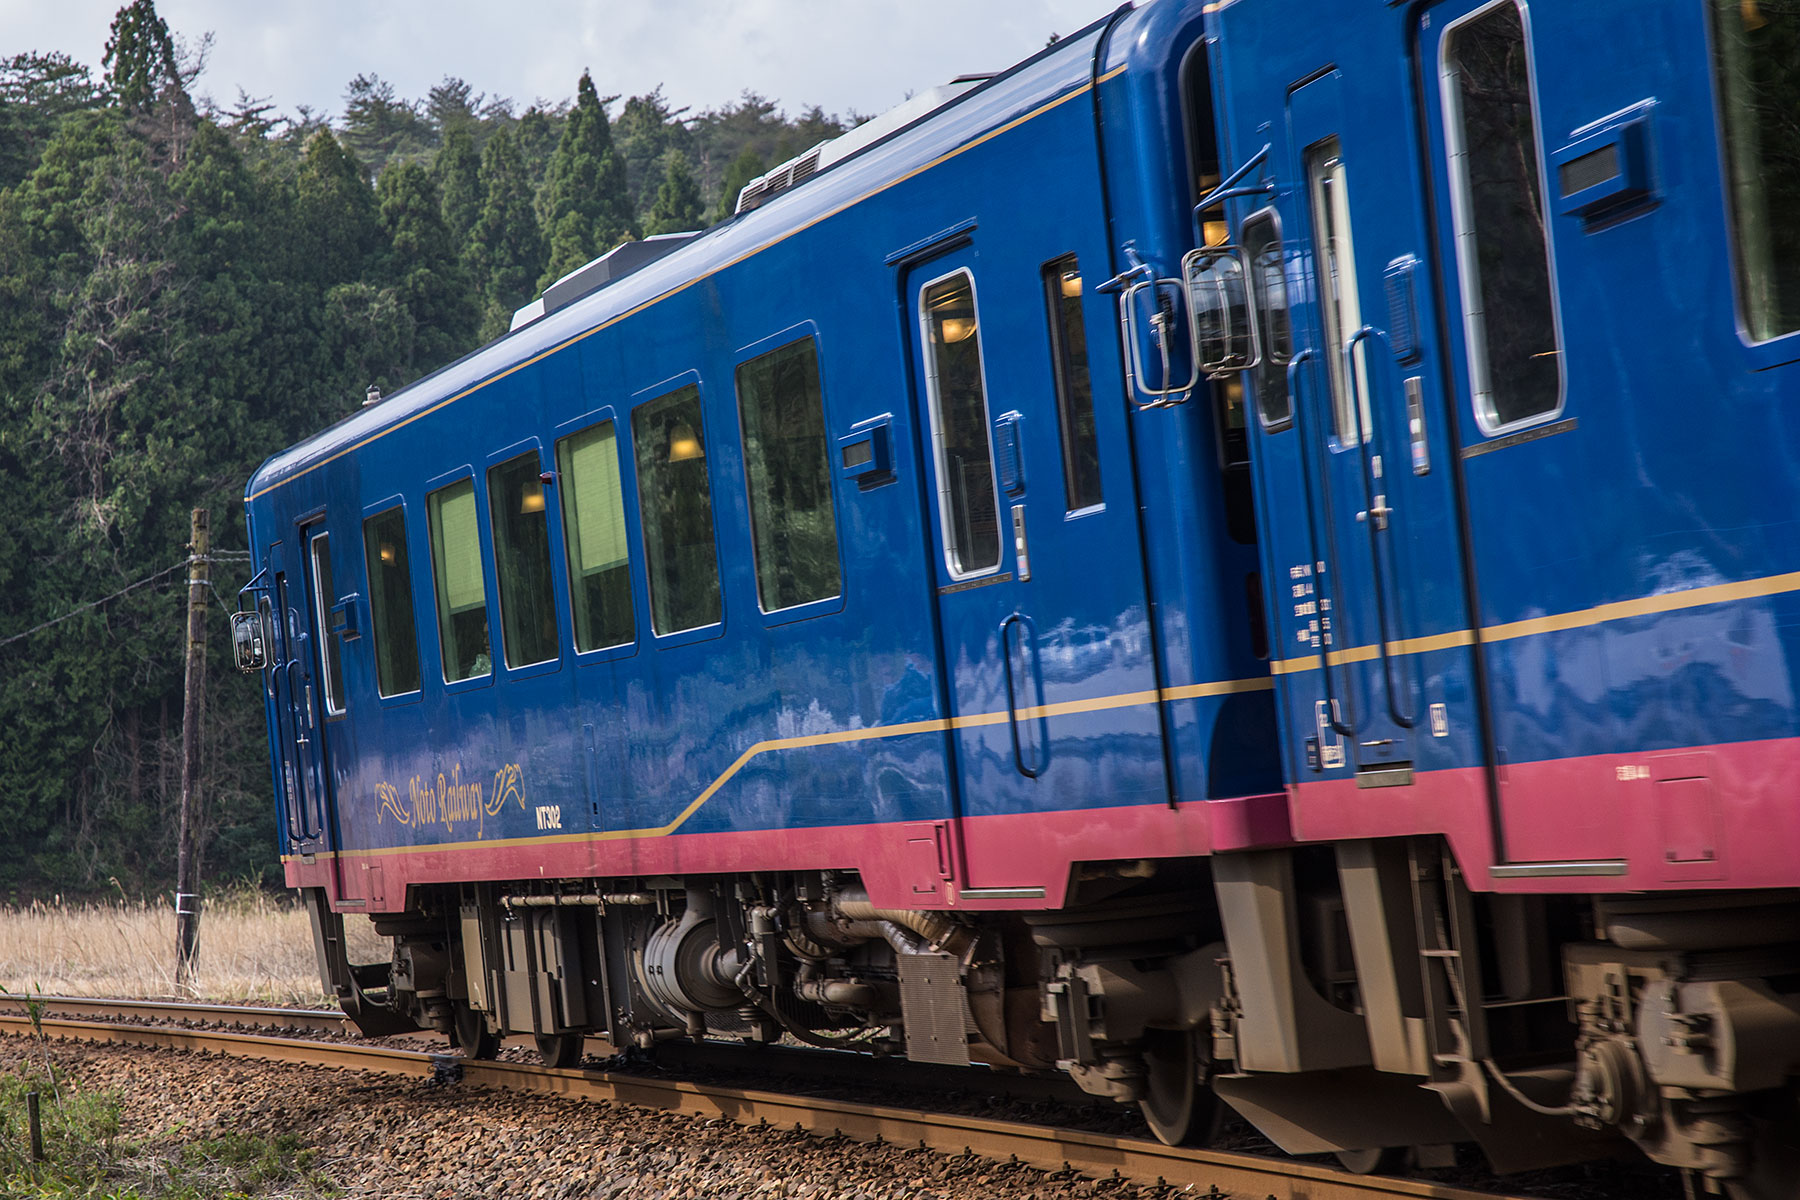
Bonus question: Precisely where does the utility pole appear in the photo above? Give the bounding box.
[175,507,208,992]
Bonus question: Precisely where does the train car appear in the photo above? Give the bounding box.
[236,0,1800,1194]
[239,0,1277,1147]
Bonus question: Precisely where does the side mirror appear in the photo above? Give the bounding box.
[1183,246,1258,377]
[231,610,269,672]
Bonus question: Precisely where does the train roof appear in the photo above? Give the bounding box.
[246,8,1129,504]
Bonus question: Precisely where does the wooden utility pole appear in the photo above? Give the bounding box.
[174,507,208,991]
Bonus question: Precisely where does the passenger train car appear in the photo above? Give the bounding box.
[238,1,1800,1193]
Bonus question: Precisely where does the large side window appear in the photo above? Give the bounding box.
[362,507,421,696]
[921,271,1001,576]
[1042,255,1103,512]
[1441,0,1562,430]
[633,384,722,635]
[308,530,345,715]
[555,421,635,651]
[427,478,492,681]
[1712,0,1800,342]
[735,337,842,612]
[487,451,559,668]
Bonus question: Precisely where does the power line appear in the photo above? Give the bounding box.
[0,561,187,650]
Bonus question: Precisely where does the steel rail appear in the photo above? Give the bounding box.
[0,995,350,1033]
[0,1009,1537,1200]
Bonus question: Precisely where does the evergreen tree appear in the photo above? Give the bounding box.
[513,104,560,194]
[377,161,478,368]
[714,148,766,223]
[101,0,180,113]
[340,72,432,173]
[645,149,704,235]
[614,87,692,215]
[536,71,635,289]
[435,121,481,252]
[293,128,379,288]
[467,128,544,340]
[425,76,478,133]
[0,52,101,189]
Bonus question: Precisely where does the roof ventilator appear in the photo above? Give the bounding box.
[511,232,701,332]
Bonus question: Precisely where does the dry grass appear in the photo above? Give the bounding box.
[0,890,386,1006]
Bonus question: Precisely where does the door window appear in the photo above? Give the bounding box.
[1242,212,1294,428]
[555,421,635,651]
[1440,0,1563,430]
[427,479,492,681]
[1307,140,1372,444]
[487,451,560,668]
[633,384,722,635]
[1041,255,1103,512]
[735,337,842,612]
[1711,0,1800,341]
[361,507,421,696]
[308,531,345,715]
[921,271,1002,577]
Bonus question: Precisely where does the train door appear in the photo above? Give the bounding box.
[1232,50,1484,804]
[1411,0,1607,866]
[904,244,1167,898]
[266,536,332,861]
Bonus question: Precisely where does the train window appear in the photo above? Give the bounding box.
[555,421,635,651]
[487,451,560,668]
[1712,0,1800,341]
[735,337,842,612]
[361,507,421,696]
[426,479,492,681]
[1307,140,1373,444]
[1041,255,1103,512]
[1241,213,1293,428]
[921,271,1002,576]
[308,530,345,715]
[1441,0,1563,430]
[633,385,722,634]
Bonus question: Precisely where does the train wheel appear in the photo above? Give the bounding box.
[1139,1027,1225,1147]
[536,1031,584,1069]
[1334,1147,1408,1175]
[451,1003,499,1060]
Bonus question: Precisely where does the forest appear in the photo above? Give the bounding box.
[0,0,864,897]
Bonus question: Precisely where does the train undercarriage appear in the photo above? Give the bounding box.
[305,838,1800,1197]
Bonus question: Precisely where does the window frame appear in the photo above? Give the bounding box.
[1438,0,1569,436]
[1305,138,1375,449]
[360,496,424,706]
[1241,207,1294,433]
[483,437,565,678]
[306,526,347,718]
[553,405,643,663]
[918,266,1004,581]
[1705,0,1800,367]
[733,323,847,627]
[629,370,727,646]
[422,465,496,694]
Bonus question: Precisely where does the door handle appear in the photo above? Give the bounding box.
[999,613,1042,779]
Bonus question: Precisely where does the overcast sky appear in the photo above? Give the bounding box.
[5,1,1113,125]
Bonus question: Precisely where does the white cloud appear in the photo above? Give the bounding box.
[4,0,1108,124]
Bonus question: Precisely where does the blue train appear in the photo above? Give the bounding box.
[238,1,1800,1192]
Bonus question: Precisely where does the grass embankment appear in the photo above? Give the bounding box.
[0,1065,333,1198]
[0,890,383,1005]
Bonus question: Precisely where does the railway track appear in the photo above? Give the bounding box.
[0,998,1540,1200]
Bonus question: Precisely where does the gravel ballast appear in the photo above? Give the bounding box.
[0,1037,1184,1200]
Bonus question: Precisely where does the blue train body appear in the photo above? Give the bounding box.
[240,1,1800,1189]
